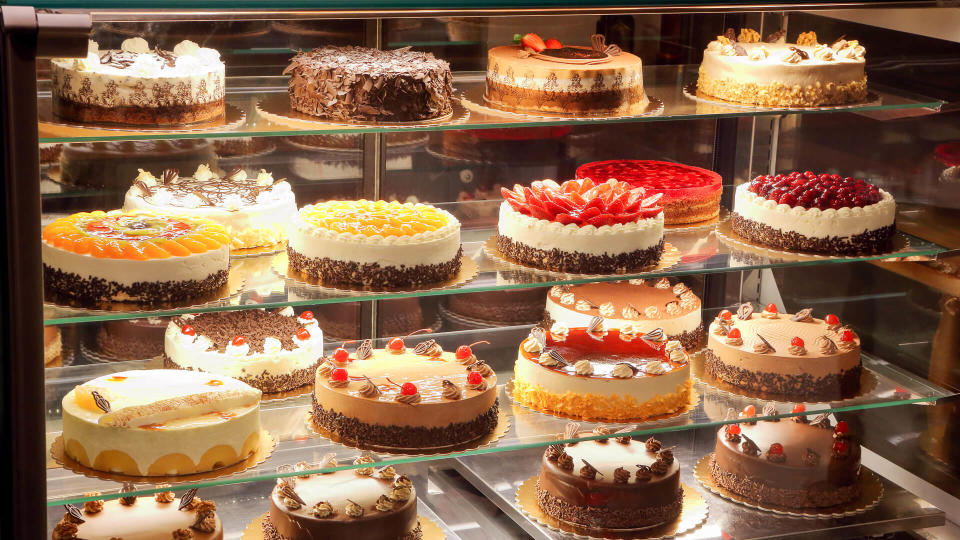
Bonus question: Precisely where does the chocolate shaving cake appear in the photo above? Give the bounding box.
[284,45,454,122]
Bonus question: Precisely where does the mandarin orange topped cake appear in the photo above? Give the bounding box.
[42,210,230,306]
[288,200,462,288]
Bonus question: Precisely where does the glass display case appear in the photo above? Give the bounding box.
[2,1,959,538]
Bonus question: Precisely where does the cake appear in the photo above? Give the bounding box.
[447,288,548,325]
[59,140,217,190]
[711,405,861,507]
[485,33,648,116]
[512,320,691,421]
[576,160,722,224]
[213,137,275,160]
[288,200,462,288]
[40,143,62,168]
[498,178,664,274]
[51,488,222,540]
[441,126,570,162]
[264,457,420,540]
[123,165,297,251]
[705,304,862,401]
[51,38,224,125]
[545,278,704,351]
[732,171,896,255]
[286,131,426,151]
[314,298,437,340]
[311,337,498,449]
[284,45,453,122]
[94,316,168,361]
[697,28,866,107]
[164,307,323,393]
[45,327,62,366]
[42,211,230,306]
[537,426,683,529]
[60,369,262,476]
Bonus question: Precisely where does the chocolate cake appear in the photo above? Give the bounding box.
[94,316,168,360]
[59,140,217,190]
[446,288,547,324]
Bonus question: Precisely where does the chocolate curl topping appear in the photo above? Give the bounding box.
[547,349,567,366]
[762,402,778,419]
[162,169,179,185]
[766,29,786,43]
[356,339,373,360]
[579,459,602,479]
[591,33,606,52]
[811,413,832,429]
[134,180,152,196]
[740,434,761,457]
[788,46,811,60]
[737,303,754,320]
[178,488,198,511]
[756,333,776,353]
[278,483,305,506]
[413,339,439,356]
[224,166,243,181]
[564,422,581,440]
[91,391,111,413]
[530,326,546,348]
[64,504,85,523]
[791,307,814,322]
[192,190,216,206]
[641,328,664,342]
[587,316,604,334]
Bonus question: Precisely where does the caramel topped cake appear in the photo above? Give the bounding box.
[284,45,454,122]
[61,369,262,476]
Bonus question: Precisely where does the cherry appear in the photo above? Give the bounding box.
[765,303,777,313]
[824,314,840,325]
[743,404,756,416]
[456,340,490,360]
[727,328,741,339]
[331,368,348,382]
[833,440,849,454]
[467,371,483,385]
[791,337,804,348]
[300,310,314,320]
[835,421,849,435]
[181,325,196,336]
[768,443,784,455]
[778,193,797,206]
[296,328,310,340]
[719,309,732,320]
[840,330,855,342]
[401,382,418,395]
[388,337,405,351]
[333,348,350,363]
[726,424,741,435]
[792,404,806,413]
[232,335,245,347]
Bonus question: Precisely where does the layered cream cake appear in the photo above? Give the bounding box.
[265,458,420,540]
[705,305,861,400]
[485,33,647,116]
[61,369,262,476]
[498,178,664,274]
[513,321,691,420]
[123,165,297,251]
[51,38,225,125]
[545,278,704,351]
[165,307,323,393]
[697,29,866,107]
[311,338,498,449]
[42,210,230,306]
[288,200,462,288]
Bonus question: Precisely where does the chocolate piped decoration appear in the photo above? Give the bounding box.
[811,413,832,429]
[656,448,674,465]
[546,444,564,461]
[120,482,137,506]
[587,315,604,334]
[579,459,600,480]
[641,328,664,342]
[64,503,85,524]
[765,29,786,43]
[803,448,820,466]
[178,488,199,511]
[740,434,761,457]
[791,308,814,322]
[794,413,810,424]
[635,465,652,482]
[91,391,111,413]
[614,467,630,484]
[359,376,381,398]
[816,335,839,354]
[470,359,494,377]
[766,446,786,463]
[737,303,754,320]
[725,427,741,443]
[650,459,669,475]
[614,425,636,444]
[762,402,778,421]
[645,437,661,453]
[395,390,421,404]
[441,379,461,400]
[356,339,373,360]
[557,452,574,471]
[788,46,811,60]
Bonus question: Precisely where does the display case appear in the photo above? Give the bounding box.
[2,1,959,538]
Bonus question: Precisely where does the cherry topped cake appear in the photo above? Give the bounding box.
[577,160,722,225]
[732,171,896,255]
[498,178,664,274]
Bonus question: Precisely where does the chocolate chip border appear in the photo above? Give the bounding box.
[497,234,664,274]
[703,348,862,401]
[731,214,895,256]
[535,479,683,530]
[709,456,860,508]
[262,515,424,540]
[164,356,318,394]
[43,264,227,307]
[288,246,463,289]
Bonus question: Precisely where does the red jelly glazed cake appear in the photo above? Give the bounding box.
[577,160,722,225]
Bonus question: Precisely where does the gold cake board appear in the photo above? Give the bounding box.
[242,511,446,540]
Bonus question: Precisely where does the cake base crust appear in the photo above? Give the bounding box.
[496,235,664,274]
[696,68,867,108]
[53,97,225,126]
[485,80,647,116]
[262,516,423,540]
[288,246,462,289]
[164,356,318,394]
[512,377,691,421]
[43,264,228,306]
[709,456,859,508]
[731,214,895,256]
[703,348,861,401]
[536,480,683,530]
[663,193,722,225]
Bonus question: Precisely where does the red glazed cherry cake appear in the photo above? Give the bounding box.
[732,171,896,255]
[577,160,722,225]
[497,178,664,273]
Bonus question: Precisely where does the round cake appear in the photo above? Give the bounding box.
[59,140,217,190]
[61,369,262,476]
[265,458,420,540]
[447,288,548,325]
[164,307,323,393]
[537,427,683,529]
[441,126,570,162]
[711,406,861,507]
[288,200,462,288]
[513,321,691,421]
[42,210,230,306]
[123,165,297,251]
[498,178,664,274]
[576,160,722,224]
[94,316,169,361]
[697,28,866,107]
[311,337,498,449]
[284,45,453,122]
[545,278,704,351]
[45,327,63,366]
[705,304,862,401]
[51,38,225,125]
[485,33,647,116]
[51,488,222,540]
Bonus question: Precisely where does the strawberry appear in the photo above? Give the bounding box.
[617,211,642,223]
[555,213,578,225]
[521,33,547,52]
[580,207,602,220]
[605,199,625,215]
[541,198,566,216]
[587,213,616,227]
[639,207,663,218]
[583,197,604,211]
[545,38,563,49]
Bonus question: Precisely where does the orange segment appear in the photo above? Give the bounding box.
[121,242,149,261]
[140,242,171,259]
[158,240,191,257]
[300,200,452,237]
[176,238,209,254]
[73,237,94,255]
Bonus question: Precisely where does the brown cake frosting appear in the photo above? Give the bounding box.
[94,316,168,360]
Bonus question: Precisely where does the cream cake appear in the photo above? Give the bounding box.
[311,338,498,449]
[42,210,230,306]
[498,178,664,274]
[705,304,862,401]
[265,458,420,540]
[697,29,866,107]
[51,38,224,125]
[61,369,262,476]
[485,33,647,116]
[513,320,691,421]
[545,278,704,351]
[288,200,462,288]
[123,165,297,251]
[165,307,323,393]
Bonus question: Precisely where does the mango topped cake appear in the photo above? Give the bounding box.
[42,210,230,306]
[288,200,462,288]
[513,319,691,421]
[61,369,262,476]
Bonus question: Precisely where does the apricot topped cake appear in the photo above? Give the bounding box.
[61,369,262,476]
[288,199,462,288]
[42,210,230,306]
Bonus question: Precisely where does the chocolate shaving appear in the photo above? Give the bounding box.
[192,190,216,206]
[762,402,778,420]
[791,307,814,321]
[564,422,581,440]
[740,434,761,457]
[413,339,438,356]
[134,180,153,196]
[765,29,786,43]
[224,167,243,181]
[278,483,305,506]
[756,333,776,353]
[547,349,567,366]
[530,326,546,348]
[162,169,179,185]
[580,296,600,309]
[154,46,177,67]
[811,413,832,429]
[724,28,738,41]
[830,34,847,47]
[587,316,604,334]
[624,303,643,318]
[91,391,111,413]
[590,34,606,52]
[356,339,373,360]
[65,504,85,523]
[737,303,754,320]
[178,488,198,511]
[641,328,664,342]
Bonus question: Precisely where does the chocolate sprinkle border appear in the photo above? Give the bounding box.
[535,479,683,530]
[287,246,462,288]
[43,264,227,307]
[497,234,664,274]
[709,456,860,508]
[731,214,895,256]
[703,348,862,401]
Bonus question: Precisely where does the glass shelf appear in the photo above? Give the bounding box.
[37,66,944,144]
[42,323,954,506]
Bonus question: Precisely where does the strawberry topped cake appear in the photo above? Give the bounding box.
[577,160,722,225]
[497,178,664,274]
[732,171,896,255]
